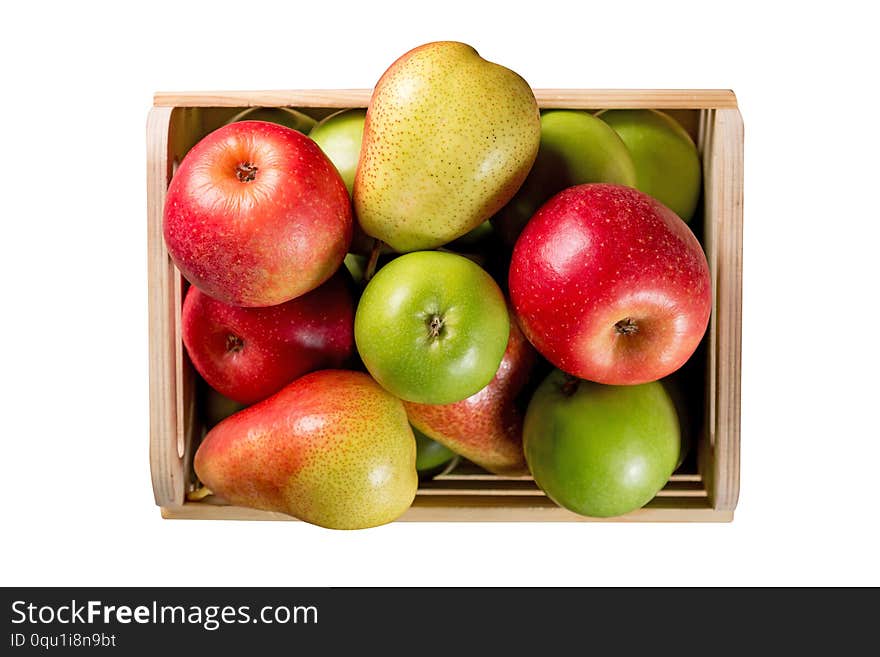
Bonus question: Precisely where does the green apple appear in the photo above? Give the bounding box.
[597,109,702,221]
[524,371,681,518]
[355,251,509,405]
[309,109,375,254]
[225,106,316,133]
[309,109,366,196]
[413,425,458,479]
[492,110,637,245]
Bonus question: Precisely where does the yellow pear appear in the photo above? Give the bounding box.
[354,41,540,252]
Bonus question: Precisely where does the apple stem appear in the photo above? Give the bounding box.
[235,162,258,183]
[363,239,383,284]
[186,486,213,501]
[561,374,581,397]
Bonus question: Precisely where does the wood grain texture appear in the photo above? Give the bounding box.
[154,89,738,110]
[162,496,731,523]
[147,106,186,507]
[704,109,744,510]
[417,473,706,497]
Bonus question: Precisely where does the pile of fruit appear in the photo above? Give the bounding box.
[163,41,711,529]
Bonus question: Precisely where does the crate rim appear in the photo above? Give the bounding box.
[153,88,739,110]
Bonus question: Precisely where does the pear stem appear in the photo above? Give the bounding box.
[363,239,383,284]
[186,486,213,501]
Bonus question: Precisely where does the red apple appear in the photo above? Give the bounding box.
[182,269,356,405]
[509,183,711,385]
[404,315,537,474]
[164,120,352,307]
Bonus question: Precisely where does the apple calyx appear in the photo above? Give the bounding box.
[614,317,639,335]
[427,314,445,340]
[234,161,258,183]
[225,334,244,353]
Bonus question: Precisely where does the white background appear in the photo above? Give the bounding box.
[1,0,878,586]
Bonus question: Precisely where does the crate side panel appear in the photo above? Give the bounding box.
[147,106,185,506]
[709,109,744,510]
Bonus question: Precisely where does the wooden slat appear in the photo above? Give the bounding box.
[706,109,744,510]
[154,89,738,110]
[670,473,703,482]
[173,274,186,459]
[147,106,186,507]
[535,89,737,109]
[418,477,705,497]
[162,498,731,523]
[183,475,705,504]
[434,469,701,482]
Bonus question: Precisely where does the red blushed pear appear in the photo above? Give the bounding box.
[182,269,356,405]
[509,184,711,385]
[194,370,418,530]
[163,120,352,307]
[404,315,536,475]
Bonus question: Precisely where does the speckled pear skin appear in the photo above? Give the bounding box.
[354,41,541,252]
[193,370,417,530]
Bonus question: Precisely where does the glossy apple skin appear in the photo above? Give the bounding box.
[404,316,536,475]
[493,110,637,245]
[355,251,509,405]
[182,269,356,405]
[598,109,702,222]
[164,120,352,307]
[194,370,417,530]
[524,372,681,517]
[509,183,711,385]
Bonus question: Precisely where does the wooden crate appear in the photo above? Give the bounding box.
[148,89,743,523]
